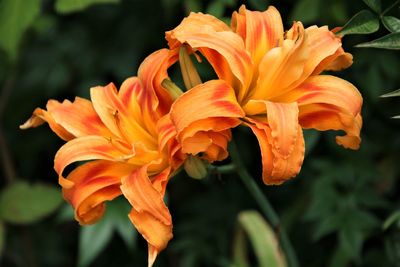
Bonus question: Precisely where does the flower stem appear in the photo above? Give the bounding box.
[228,141,299,267]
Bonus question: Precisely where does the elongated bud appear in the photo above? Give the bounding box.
[179,46,202,90]
[161,79,184,100]
[184,156,208,179]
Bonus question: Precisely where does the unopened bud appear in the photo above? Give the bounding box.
[184,156,208,179]
[161,79,184,100]
[179,46,202,90]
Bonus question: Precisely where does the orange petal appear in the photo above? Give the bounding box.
[171,80,244,133]
[46,97,113,137]
[265,101,299,158]
[166,14,253,102]
[120,166,172,267]
[166,12,231,49]
[62,160,134,224]
[20,107,74,141]
[247,119,305,185]
[279,75,362,149]
[138,49,178,116]
[232,5,284,67]
[54,135,131,188]
[90,83,157,148]
[252,22,308,100]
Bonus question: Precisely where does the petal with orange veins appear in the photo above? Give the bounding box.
[171,80,244,134]
[120,166,172,267]
[252,22,308,100]
[282,75,362,149]
[231,5,284,67]
[90,83,157,148]
[167,17,253,101]
[246,119,305,185]
[46,98,113,138]
[20,107,74,141]
[54,135,131,188]
[137,49,178,116]
[265,101,299,158]
[166,12,231,49]
[62,160,134,224]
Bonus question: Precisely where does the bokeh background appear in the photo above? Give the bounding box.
[0,0,400,266]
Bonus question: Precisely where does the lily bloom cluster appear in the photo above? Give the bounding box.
[21,5,362,267]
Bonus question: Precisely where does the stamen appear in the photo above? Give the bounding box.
[161,79,184,100]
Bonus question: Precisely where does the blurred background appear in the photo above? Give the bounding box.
[0,0,399,266]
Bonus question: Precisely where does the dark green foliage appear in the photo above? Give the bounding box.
[0,0,399,267]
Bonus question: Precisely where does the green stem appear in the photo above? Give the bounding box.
[228,141,299,267]
[381,0,400,16]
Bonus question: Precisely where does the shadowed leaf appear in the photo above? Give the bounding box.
[381,89,400,98]
[355,32,400,49]
[233,211,287,267]
[0,181,63,224]
[336,10,379,37]
[362,0,381,13]
[0,0,41,61]
[382,16,400,32]
[55,0,120,14]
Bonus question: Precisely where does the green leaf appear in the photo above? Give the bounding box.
[355,32,400,49]
[78,199,136,267]
[55,0,120,14]
[383,211,400,230]
[234,211,287,267]
[336,10,379,37]
[206,1,225,18]
[0,181,63,224]
[247,0,270,10]
[381,89,400,98]
[290,0,320,24]
[78,218,114,267]
[339,227,363,261]
[0,0,41,61]
[362,0,381,13]
[382,16,400,32]
[0,221,4,257]
[107,199,136,250]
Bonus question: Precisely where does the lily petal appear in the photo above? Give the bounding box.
[121,166,172,267]
[166,15,253,101]
[62,160,134,224]
[20,107,74,141]
[232,5,284,67]
[278,75,362,149]
[90,83,157,148]
[247,119,305,184]
[46,98,113,138]
[54,135,131,188]
[252,22,308,100]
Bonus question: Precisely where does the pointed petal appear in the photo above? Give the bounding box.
[252,22,308,100]
[232,5,284,66]
[166,12,231,49]
[20,107,74,141]
[46,98,113,137]
[90,83,157,148]
[62,160,134,224]
[121,166,173,266]
[170,80,244,161]
[138,49,178,116]
[54,136,131,188]
[171,80,244,132]
[166,14,253,102]
[265,101,299,158]
[280,75,362,149]
[247,120,305,184]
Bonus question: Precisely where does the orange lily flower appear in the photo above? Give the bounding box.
[20,49,184,267]
[166,5,362,185]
